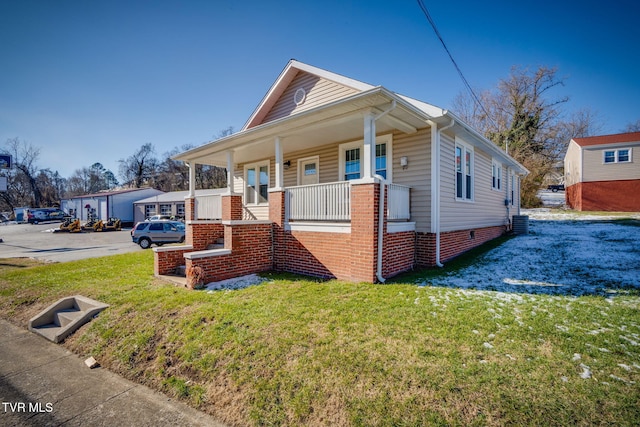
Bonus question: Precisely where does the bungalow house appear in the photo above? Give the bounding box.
[155,60,528,284]
[564,132,640,211]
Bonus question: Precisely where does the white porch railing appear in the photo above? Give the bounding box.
[387,184,411,221]
[286,182,351,221]
[195,194,222,220]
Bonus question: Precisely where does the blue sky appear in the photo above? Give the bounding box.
[1,0,639,179]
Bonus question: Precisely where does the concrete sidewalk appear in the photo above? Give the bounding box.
[0,319,226,426]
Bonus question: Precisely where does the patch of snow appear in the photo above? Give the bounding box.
[205,274,268,292]
[572,353,581,361]
[579,364,592,379]
[483,342,494,349]
[422,213,639,297]
[618,363,632,371]
[561,376,569,382]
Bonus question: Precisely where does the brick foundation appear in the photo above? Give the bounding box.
[416,225,505,267]
[566,180,640,212]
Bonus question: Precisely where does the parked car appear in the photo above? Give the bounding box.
[27,208,69,224]
[146,215,172,221]
[547,184,565,192]
[131,220,185,249]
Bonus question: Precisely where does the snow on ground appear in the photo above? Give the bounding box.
[422,210,640,296]
[205,274,269,292]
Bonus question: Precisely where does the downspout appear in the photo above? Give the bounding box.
[428,118,455,268]
[372,100,396,283]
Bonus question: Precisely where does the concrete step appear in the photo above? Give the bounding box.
[29,296,109,343]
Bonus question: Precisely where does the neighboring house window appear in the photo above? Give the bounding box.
[176,203,185,217]
[492,160,502,191]
[145,204,155,218]
[604,148,632,163]
[160,204,172,216]
[245,161,269,204]
[455,141,473,201]
[339,135,393,181]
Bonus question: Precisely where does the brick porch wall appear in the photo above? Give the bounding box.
[189,222,224,251]
[567,180,640,212]
[155,246,191,276]
[187,222,273,283]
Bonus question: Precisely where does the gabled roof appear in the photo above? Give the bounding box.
[573,131,640,147]
[243,60,376,130]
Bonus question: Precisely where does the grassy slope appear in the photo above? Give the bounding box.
[0,251,638,426]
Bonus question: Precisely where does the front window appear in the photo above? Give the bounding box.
[344,148,361,180]
[618,149,630,162]
[456,141,473,201]
[339,135,393,181]
[245,161,269,204]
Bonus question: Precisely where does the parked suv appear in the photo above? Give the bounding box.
[131,220,185,249]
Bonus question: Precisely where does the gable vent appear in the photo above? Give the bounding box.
[294,87,306,106]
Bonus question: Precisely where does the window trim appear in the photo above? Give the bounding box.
[455,138,474,202]
[603,148,632,164]
[491,159,502,191]
[338,134,393,182]
[243,160,270,205]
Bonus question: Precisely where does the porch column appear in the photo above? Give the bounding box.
[187,162,195,197]
[363,110,376,179]
[274,137,284,191]
[226,151,234,193]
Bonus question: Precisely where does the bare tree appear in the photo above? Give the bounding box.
[624,119,640,132]
[118,143,159,188]
[452,66,601,207]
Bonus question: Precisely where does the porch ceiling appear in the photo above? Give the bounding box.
[175,88,435,167]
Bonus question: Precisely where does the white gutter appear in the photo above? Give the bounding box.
[428,118,455,268]
[372,101,397,284]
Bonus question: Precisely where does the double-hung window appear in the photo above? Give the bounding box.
[492,160,502,191]
[455,140,473,201]
[339,135,392,181]
[604,148,632,164]
[245,161,269,204]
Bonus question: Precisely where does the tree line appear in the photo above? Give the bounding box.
[0,138,228,213]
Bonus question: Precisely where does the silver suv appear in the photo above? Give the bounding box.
[131,221,185,249]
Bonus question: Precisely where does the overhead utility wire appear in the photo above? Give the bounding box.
[416,0,498,130]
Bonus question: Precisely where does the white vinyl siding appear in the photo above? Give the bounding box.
[262,72,360,124]
[441,134,510,232]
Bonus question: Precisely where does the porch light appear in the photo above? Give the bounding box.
[400,156,408,169]
[284,160,291,170]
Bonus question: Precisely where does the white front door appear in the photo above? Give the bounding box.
[299,156,319,186]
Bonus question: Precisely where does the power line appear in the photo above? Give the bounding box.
[416,0,497,129]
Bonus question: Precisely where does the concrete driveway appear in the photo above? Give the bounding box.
[0,222,143,263]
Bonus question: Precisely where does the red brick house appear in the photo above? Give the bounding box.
[564,132,640,211]
[154,60,528,284]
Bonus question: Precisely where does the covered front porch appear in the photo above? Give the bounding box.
[154,88,437,284]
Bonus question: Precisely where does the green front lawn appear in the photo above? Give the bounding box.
[1,252,638,426]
